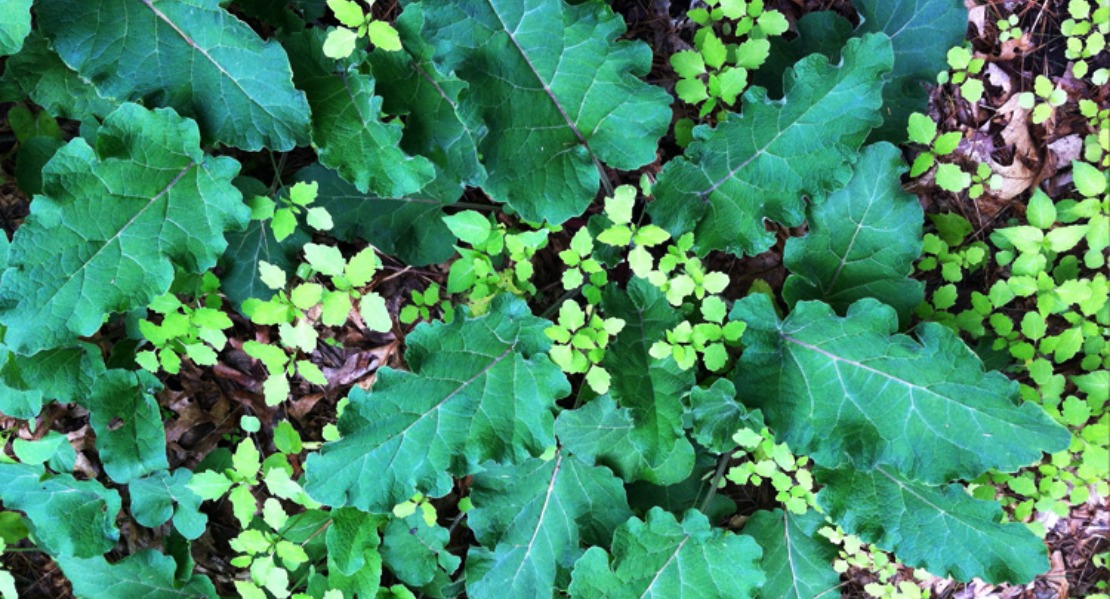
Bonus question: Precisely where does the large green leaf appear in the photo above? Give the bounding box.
[744,509,840,599]
[298,163,458,266]
[416,0,672,224]
[381,513,459,587]
[818,466,1050,583]
[648,33,893,257]
[465,453,631,598]
[304,295,569,512]
[756,1,966,141]
[730,296,1071,483]
[568,508,764,598]
[0,0,32,55]
[0,104,247,354]
[0,341,105,419]
[88,370,169,484]
[367,4,486,189]
[684,379,764,454]
[284,30,435,196]
[129,469,207,540]
[327,508,385,578]
[556,280,695,484]
[0,463,120,558]
[0,33,119,121]
[36,0,311,150]
[58,550,217,598]
[854,0,967,141]
[783,143,924,323]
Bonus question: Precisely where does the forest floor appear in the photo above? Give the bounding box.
[0,0,1107,597]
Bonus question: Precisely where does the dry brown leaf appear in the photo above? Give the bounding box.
[987,95,1040,203]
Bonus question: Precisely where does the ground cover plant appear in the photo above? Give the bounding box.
[0,0,1106,598]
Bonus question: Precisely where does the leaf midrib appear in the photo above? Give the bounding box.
[24,160,198,345]
[483,0,592,153]
[139,0,282,122]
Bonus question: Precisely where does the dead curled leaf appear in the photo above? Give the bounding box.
[986,94,1040,203]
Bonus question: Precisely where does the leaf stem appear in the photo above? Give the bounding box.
[699,449,735,514]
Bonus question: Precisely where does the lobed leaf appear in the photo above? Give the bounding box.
[568,507,764,598]
[731,295,1071,483]
[854,0,968,141]
[0,463,121,558]
[0,0,31,56]
[415,0,672,223]
[649,34,894,257]
[284,30,436,196]
[129,469,207,540]
[0,341,105,419]
[37,0,311,150]
[299,163,458,266]
[783,143,925,324]
[0,104,247,354]
[0,33,119,121]
[88,370,169,484]
[57,550,217,598]
[818,466,1051,583]
[465,453,631,597]
[744,509,840,599]
[304,295,569,512]
[367,4,487,189]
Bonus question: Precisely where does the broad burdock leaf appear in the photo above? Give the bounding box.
[0,33,119,121]
[0,463,121,558]
[854,0,968,141]
[684,379,764,454]
[648,33,894,257]
[756,1,965,142]
[304,295,569,512]
[0,104,248,354]
[382,513,460,587]
[415,0,672,224]
[783,143,925,323]
[284,31,436,196]
[367,4,487,189]
[556,280,695,484]
[0,0,32,55]
[818,466,1050,583]
[57,550,218,598]
[568,508,764,598]
[129,469,208,540]
[88,370,169,484]
[731,296,1071,483]
[0,341,105,419]
[301,163,458,266]
[465,453,631,597]
[744,509,840,599]
[327,508,386,578]
[36,0,311,150]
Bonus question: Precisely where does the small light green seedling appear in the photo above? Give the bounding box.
[968,162,1003,199]
[907,112,970,193]
[937,46,985,102]
[673,0,789,120]
[997,14,1022,42]
[242,244,390,405]
[650,296,746,371]
[248,181,332,242]
[444,210,549,311]
[323,0,402,59]
[1018,75,1067,124]
[545,300,625,395]
[1061,0,1108,79]
[137,273,233,374]
[1079,99,1109,168]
